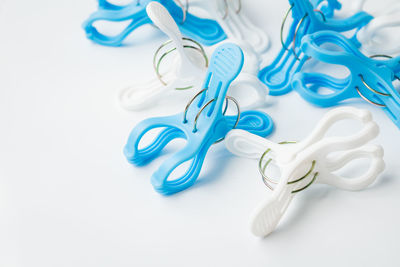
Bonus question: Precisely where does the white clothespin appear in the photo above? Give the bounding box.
[352,0,400,55]
[119,2,208,110]
[190,0,270,56]
[225,107,385,237]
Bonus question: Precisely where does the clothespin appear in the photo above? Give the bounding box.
[124,43,274,195]
[119,2,208,110]
[258,0,372,95]
[225,107,385,236]
[82,0,226,46]
[292,30,400,128]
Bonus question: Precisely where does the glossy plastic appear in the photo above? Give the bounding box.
[119,2,207,110]
[258,0,372,95]
[225,107,384,237]
[82,0,227,46]
[292,30,400,128]
[124,43,274,195]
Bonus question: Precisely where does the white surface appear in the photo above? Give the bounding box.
[1,0,400,266]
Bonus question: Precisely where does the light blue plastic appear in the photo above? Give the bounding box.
[291,30,400,128]
[258,0,373,96]
[82,0,227,46]
[124,43,275,195]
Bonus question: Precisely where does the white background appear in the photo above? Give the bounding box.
[1,0,400,266]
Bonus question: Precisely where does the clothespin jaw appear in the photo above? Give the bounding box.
[226,107,384,237]
[82,0,227,46]
[258,0,372,96]
[124,43,275,195]
[291,30,400,129]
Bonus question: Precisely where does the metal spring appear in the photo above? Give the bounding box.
[153,37,208,89]
[222,0,242,20]
[258,142,318,194]
[280,4,326,61]
[370,55,400,81]
[183,89,240,141]
[175,0,189,24]
[355,74,389,107]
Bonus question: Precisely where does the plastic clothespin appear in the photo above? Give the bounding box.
[291,30,400,129]
[350,0,400,55]
[258,0,372,96]
[82,0,227,46]
[225,107,385,237]
[119,2,208,110]
[124,43,274,195]
[188,0,270,55]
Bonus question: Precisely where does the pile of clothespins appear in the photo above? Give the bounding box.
[82,0,400,237]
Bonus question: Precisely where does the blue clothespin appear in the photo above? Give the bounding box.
[291,30,400,128]
[258,0,373,96]
[124,43,274,195]
[82,0,226,46]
